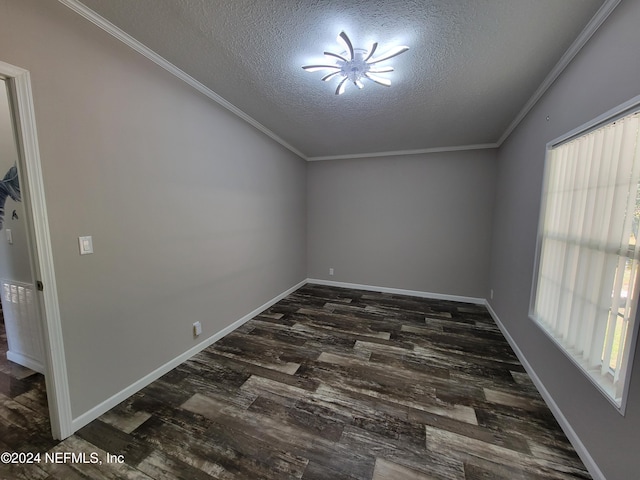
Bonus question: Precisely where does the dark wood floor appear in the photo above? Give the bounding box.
[0,284,591,479]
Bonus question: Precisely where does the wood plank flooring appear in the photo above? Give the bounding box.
[0,284,591,479]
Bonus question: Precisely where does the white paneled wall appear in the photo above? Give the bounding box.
[2,280,44,373]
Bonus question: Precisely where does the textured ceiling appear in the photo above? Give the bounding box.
[72,0,606,160]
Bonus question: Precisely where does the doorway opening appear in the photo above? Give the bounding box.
[0,61,71,440]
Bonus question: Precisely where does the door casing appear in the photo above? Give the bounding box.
[0,60,72,439]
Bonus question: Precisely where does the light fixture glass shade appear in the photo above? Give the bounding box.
[302,31,408,95]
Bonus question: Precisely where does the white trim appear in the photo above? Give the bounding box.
[314,278,606,479]
[57,0,620,161]
[306,278,485,305]
[6,350,44,374]
[307,144,498,162]
[1,277,45,374]
[528,95,640,415]
[547,94,640,149]
[58,0,495,164]
[530,314,631,414]
[57,0,307,161]
[0,61,73,439]
[485,301,606,480]
[497,0,622,147]
[70,279,307,432]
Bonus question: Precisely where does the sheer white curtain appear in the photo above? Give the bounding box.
[533,111,640,407]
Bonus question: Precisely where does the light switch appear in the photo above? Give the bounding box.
[78,235,93,255]
[6,229,12,245]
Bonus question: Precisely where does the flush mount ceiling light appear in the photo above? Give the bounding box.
[302,31,409,95]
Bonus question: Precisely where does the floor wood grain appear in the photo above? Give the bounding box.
[0,284,591,479]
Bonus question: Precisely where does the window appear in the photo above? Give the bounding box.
[531,101,640,412]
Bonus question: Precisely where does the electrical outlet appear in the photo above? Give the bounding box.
[193,321,202,337]
[490,289,494,300]
[329,267,334,276]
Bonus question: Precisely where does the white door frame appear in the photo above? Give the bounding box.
[1,60,72,439]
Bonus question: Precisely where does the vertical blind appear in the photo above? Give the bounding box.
[533,111,640,407]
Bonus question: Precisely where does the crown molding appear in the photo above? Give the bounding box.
[496,0,622,147]
[60,0,620,161]
[58,0,308,160]
[57,1,497,163]
[307,143,499,161]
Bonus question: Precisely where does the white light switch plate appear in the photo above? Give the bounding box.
[78,235,93,255]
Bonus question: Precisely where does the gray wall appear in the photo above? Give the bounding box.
[2,2,636,476]
[307,150,497,299]
[0,0,307,417]
[488,1,640,478]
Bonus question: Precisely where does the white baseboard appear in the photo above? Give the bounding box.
[306,278,485,305]
[67,278,604,480]
[6,350,45,374]
[484,301,606,480]
[70,279,307,433]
